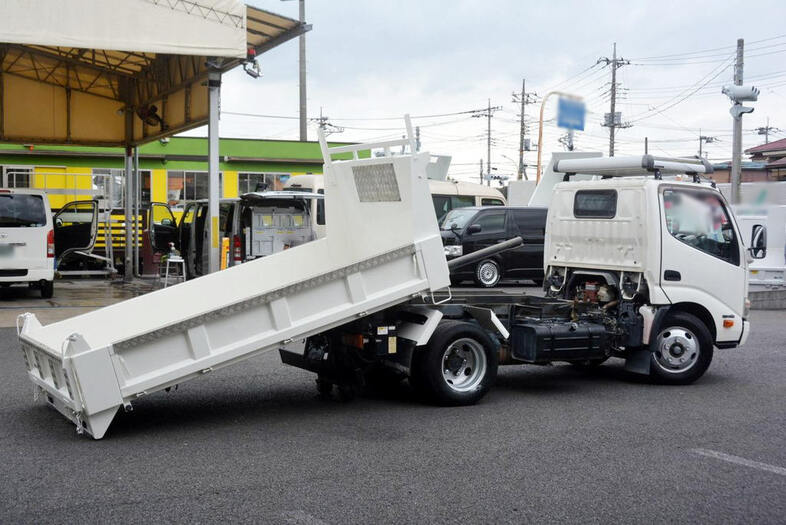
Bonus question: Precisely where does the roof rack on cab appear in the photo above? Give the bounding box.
[553,154,715,185]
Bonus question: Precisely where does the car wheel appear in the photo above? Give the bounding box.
[40,280,54,299]
[649,312,713,385]
[474,259,501,288]
[410,320,498,406]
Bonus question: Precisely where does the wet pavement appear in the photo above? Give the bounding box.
[0,278,157,327]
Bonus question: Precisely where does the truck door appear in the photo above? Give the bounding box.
[53,200,98,261]
[148,202,178,252]
[659,188,747,341]
[178,203,197,277]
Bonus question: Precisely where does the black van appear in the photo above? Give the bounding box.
[441,206,548,287]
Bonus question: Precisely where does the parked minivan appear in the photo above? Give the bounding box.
[0,190,98,297]
[283,174,507,227]
[441,206,547,287]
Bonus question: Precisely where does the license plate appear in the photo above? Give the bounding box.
[0,245,13,257]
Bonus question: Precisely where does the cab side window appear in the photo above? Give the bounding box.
[481,198,504,206]
[471,212,505,234]
[663,189,739,266]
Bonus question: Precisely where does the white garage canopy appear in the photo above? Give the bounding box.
[0,0,307,146]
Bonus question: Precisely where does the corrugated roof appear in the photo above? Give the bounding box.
[766,157,786,168]
[745,137,786,154]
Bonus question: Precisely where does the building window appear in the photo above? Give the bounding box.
[238,172,290,193]
[167,171,222,206]
[2,167,32,188]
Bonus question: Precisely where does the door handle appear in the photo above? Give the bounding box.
[664,270,681,281]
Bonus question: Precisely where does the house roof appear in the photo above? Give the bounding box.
[745,137,786,155]
[766,157,786,168]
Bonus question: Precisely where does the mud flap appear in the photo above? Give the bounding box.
[625,349,652,375]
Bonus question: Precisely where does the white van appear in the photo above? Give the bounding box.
[283,174,507,230]
[0,190,97,297]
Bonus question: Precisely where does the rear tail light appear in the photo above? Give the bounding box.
[232,235,242,262]
[47,229,55,258]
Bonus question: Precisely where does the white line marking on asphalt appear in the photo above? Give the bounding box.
[692,448,786,477]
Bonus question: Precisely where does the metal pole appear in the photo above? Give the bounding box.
[133,146,140,277]
[731,38,744,205]
[518,78,526,180]
[535,90,580,183]
[699,128,702,158]
[644,137,648,154]
[479,159,483,185]
[609,43,617,157]
[298,0,307,141]
[123,146,133,282]
[207,70,221,273]
[123,106,133,282]
[486,98,491,186]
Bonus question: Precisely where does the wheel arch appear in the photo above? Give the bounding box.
[655,302,717,343]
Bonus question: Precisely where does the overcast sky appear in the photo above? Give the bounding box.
[190,0,786,182]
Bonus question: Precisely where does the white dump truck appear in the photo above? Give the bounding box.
[17,121,754,439]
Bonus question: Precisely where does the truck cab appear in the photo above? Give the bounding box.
[542,155,752,382]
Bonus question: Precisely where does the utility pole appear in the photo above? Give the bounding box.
[598,43,630,156]
[731,38,744,204]
[297,0,307,141]
[479,159,483,185]
[312,107,343,136]
[756,117,780,143]
[472,100,502,186]
[487,98,491,186]
[512,79,537,180]
[698,128,716,157]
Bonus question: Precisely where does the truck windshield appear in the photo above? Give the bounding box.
[0,194,47,227]
[440,208,477,230]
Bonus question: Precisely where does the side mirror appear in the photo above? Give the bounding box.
[466,224,482,235]
[749,224,767,259]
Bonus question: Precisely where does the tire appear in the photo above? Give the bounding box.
[649,312,713,385]
[410,320,498,406]
[474,259,501,288]
[40,280,54,299]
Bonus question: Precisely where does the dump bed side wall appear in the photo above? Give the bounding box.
[19,148,450,438]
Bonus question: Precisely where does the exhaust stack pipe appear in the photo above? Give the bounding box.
[447,236,524,271]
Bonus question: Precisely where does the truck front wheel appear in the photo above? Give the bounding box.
[411,320,498,406]
[650,312,713,385]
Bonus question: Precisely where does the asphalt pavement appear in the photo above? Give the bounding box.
[0,295,784,523]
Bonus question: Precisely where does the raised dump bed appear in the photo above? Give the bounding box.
[18,119,450,438]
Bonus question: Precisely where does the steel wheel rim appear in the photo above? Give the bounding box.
[478,261,499,286]
[441,337,487,392]
[653,326,699,374]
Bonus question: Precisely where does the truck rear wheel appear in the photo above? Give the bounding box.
[649,312,713,385]
[411,320,498,406]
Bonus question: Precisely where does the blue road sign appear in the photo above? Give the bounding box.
[557,97,586,131]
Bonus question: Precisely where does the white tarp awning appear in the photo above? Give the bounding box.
[1,0,247,58]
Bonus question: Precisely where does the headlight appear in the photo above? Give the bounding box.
[444,245,463,257]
